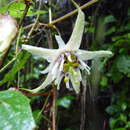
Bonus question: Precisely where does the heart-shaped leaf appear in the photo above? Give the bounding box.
[0,90,36,130]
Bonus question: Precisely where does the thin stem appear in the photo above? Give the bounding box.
[0,51,21,73]
[48,0,99,25]
[26,0,42,40]
[0,57,16,73]
[80,85,87,130]
[52,85,57,130]
[37,93,51,121]
[48,1,53,49]
[16,71,20,89]
[18,4,30,28]
[49,4,52,24]
[24,0,99,29]
[15,27,22,54]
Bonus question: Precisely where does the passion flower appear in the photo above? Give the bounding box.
[22,8,112,93]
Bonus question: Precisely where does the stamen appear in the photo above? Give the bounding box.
[64,76,69,83]
[79,59,91,74]
[59,54,65,71]
[65,51,72,62]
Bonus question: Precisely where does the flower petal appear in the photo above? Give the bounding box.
[69,71,81,94]
[55,73,64,90]
[51,61,60,79]
[41,64,51,74]
[70,77,80,94]
[55,35,65,48]
[59,57,64,71]
[65,9,85,50]
[22,44,58,62]
[77,49,113,61]
[30,71,54,93]
[76,69,82,81]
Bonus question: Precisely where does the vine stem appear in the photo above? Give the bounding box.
[18,3,30,28]
[24,0,99,29]
[26,0,42,40]
[52,85,57,130]
[80,85,87,130]
[50,0,99,25]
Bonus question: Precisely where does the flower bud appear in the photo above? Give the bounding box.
[0,14,17,58]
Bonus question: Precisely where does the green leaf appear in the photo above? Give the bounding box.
[0,0,9,8]
[100,76,108,87]
[120,114,127,123]
[0,6,7,14]
[0,52,30,86]
[0,90,36,130]
[33,10,47,16]
[0,2,47,18]
[33,109,43,125]
[104,15,116,23]
[121,103,127,111]
[116,55,130,75]
[57,96,75,109]
[106,105,120,115]
[106,27,116,35]
[114,128,126,130]
[126,121,130,128]
[110,65,123,83]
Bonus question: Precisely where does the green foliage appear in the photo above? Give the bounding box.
[0,2,47,18]
[33,109,43,125]
[96,12,130,130]
[57,96,75,109]
[0,90,36,130]
[86,9,130,129]
[116,55,130,75]
[0,52,30,86]
[106,93,130,129]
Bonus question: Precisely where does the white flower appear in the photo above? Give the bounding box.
[0,14,17,58]
[22,8,112,93]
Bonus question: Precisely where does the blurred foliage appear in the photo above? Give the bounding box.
[0,2,47,18]
[97,9,130,130]
[57,95,75,109]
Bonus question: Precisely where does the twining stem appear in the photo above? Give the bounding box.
[49,0,52,24]
[37,93,51,122]
[18,3,30,28]
[0,51,21,73]
[26,0,42,40]
[24,0,99,29]
[0,57,16,73]
[52,85,57,130]
[50,0,98,25]
[80,85,87,130]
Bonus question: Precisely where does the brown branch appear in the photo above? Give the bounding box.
[26,0,42,40]
[45,0,99,25]
[18,4,30,28]
[21,90,53,97]
[24,0,99,29]
[52,86,57,130]
[80,85,87,130]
